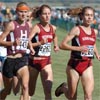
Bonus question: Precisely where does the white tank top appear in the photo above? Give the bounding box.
[0,31,7,57]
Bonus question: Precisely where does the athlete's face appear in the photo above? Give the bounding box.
[40,7,51,23]
[82,9,94,25]
[17,10,28,21]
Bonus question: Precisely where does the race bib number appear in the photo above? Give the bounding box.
[81,45,94,57]
[19,38,28,50]
[38,43,51,56]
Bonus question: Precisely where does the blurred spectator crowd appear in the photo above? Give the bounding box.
[0,2,100,38]
[0,2,16,23]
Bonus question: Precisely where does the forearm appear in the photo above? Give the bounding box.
[0,41,13,47]
[59,42,81,51]
[32,42,41,47]
[94,45,99,58]
[53,36,58,47]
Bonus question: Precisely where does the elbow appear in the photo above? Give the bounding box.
[59,43,63,49]
[0,40,2,46]
[59,42,67,50]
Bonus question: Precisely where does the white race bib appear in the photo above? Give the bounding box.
[18,38,28,51]
[81,45,94,57]
[38,43,51,56]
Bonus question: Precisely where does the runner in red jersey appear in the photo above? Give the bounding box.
[55,6,100,100]
[68,26,96,75]
[0,2,33,100]
[28,4,59,100]
[29,23,55,70]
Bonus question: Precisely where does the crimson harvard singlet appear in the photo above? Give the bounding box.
[7,20,30,55]
[71,26,96,59]
[32,23,55,57]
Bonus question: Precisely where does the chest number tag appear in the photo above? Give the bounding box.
[81,45,94,57]
[20,38,28,50]
[38,43,51,56]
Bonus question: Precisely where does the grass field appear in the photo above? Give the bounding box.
[3,27,100,100]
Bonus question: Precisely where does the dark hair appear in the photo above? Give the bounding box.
[77,6,95,21]
[32,4,51,18]
[81,6,95,15]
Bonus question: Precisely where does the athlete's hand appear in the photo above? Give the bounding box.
[40,38,48,45]
[96,55,100,61]
[54,45,59,52]
[13,38,21,46]
[30,47,35,55]
[79,45,88,53]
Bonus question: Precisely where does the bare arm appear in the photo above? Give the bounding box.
[94,29,100,60]
[0,21,14,47]
[29,24,49,48]
[29,24,41,48]
[59,26,88,52]
[60,26,80,51]
[29,24,48,55]
[52,25,59,52]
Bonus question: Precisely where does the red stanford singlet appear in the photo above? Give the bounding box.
[31,23,55,57]
[71,26,96,60]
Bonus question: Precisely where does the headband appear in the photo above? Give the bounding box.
[16,5,30,11]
